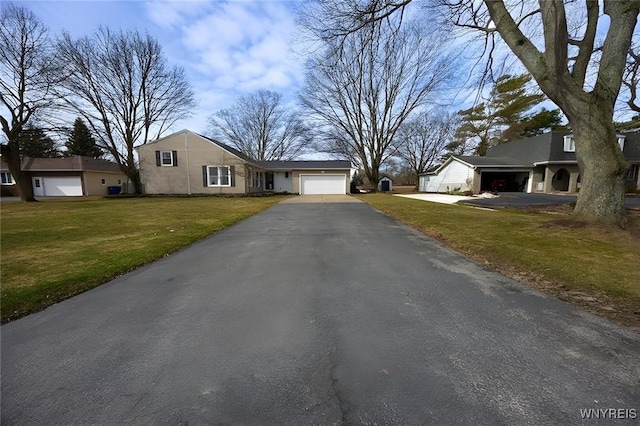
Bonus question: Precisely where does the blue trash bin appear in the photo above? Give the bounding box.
[107,186,121,195]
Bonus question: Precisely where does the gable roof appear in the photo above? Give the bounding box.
[257,160,351,170]
[144,129,348,168]
[1,156,121,173]
[196,132,258,164]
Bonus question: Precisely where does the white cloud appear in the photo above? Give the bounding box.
[153,0,304,116]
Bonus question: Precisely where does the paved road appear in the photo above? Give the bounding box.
[2,197,639,425]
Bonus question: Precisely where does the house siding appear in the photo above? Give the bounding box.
[83,171,126,195]
[424,160,474,193]
[139,132,257,195]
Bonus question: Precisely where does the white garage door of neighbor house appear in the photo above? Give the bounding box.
[300,174,346,195]
[42,177,83,196]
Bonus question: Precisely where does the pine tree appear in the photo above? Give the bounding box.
[450,74,565,155]
[18,127,59,158]
[65,118,103,158]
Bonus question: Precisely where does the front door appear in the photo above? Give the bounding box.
[32,177,44,196]
[265,172,274,190]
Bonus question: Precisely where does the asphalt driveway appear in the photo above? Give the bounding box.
[2,199,639,424]
[458,192,640,209]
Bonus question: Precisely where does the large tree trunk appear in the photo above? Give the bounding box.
[3,143,36,202]
[571,114,628,226]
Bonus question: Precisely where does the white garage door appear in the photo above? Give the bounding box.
[43,177,83,196]
[300,174,346,195]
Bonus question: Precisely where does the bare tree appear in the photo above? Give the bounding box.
[624,44,640,114]
[396,110,457,189]
[299,10,454,191]
[208,90,312,161]
[55,28,195,194]
[315,0,639,226]
[0,4,59,201]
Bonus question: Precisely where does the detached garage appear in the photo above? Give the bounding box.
[1,156,127,198]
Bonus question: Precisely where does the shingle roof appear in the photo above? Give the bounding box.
[196,133,258,164]
[7,156,122,173]
[257,160,351,170]
[457,155,530,167]
[485,132,573,163]
[621,131,640,162]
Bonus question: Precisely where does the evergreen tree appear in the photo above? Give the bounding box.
[65,118,103,158]
[18,127,59,158]
[450,74,565,155]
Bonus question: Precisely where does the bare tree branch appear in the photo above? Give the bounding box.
[208,90,312,161]
[300,8,455,189]
[0,4,61,201]
[55,28,196,193]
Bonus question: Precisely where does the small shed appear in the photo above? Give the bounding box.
[378,176,393,192]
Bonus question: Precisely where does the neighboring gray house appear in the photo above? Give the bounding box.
[138,130,352,195]
[419,131,640,194]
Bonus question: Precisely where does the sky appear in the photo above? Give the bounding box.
[7,0,638,142]
[14,0,308,134]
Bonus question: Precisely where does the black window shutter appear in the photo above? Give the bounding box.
[172,151,178,166]
[230,166,235,187]
[155,151,161,166]
[202,166,208,187]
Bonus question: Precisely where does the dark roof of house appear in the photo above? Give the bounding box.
[486,130,640,164]
[257,160,352,170]
[485,131,574,163]
[1,156,122,173]
[456,155,530,167]
[622,131,640,162]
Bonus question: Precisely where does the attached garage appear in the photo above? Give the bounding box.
[300,174,347,195]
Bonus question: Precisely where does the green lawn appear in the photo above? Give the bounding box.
[358,194,640,313]
[1,196,287,322]
[2,193,638,327]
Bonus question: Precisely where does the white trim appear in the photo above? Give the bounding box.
[206,165,232,187]
[1,171,14,185]
[160,150,174,166]
[563,135,575,152]
[299,173,347,195]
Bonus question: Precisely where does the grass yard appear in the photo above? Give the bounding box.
[1,196,287,322]
[358,193,640,330]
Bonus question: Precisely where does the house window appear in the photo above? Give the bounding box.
[101,178,106,185]
[617,135,626,151]
[285,171,289,178]
[207,166,231,187]
[627,164,639,181]
[1,172,14,185]
[118,179,122,185]
[255,170,261,188]
[155,150,177,167]
[161,151,173,166]
[563,135,575,152]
